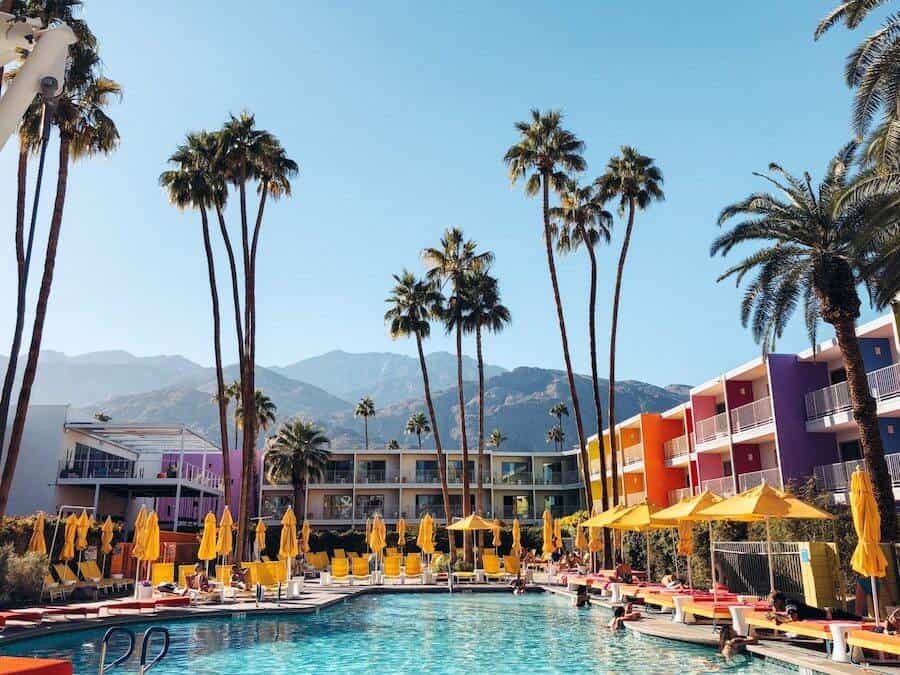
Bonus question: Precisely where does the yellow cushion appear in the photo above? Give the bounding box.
[332,558,349,577]
[352,557,369,577]
[151,562,174,586]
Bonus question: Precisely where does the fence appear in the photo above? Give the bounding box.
[714,541,804,599]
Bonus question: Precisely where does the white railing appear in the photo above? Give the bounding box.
[730,396,774,433]
[626,490,647,505]
[805,362,900,420]
[695,412,729,445]
[663,435,690,464]
[623,442,643,467]
[737,467,782,492]
[701,476,736,497]
[589,458,603,475]
[668,486,693,503]
[813,455,900,491]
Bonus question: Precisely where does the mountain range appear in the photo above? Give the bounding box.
[3,349,690,451]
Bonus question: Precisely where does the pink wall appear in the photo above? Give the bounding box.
[726,380,754,410]
[697,453,725,480]
[732,443,762,475]
[691,395,717,422]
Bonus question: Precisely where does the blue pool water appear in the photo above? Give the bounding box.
[2,593,771,674]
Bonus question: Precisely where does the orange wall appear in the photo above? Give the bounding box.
[640,413,689,506]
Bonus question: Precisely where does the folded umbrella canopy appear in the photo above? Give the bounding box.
[100,516,114,556]
[255,520,267,560]
[142,511,160,570]
[850,468,888,623]
[491,519,502,549]
[397,517,407,552]
[553,519,563,550]
[417,514,435,556]
[28,511,47,555]
[574,524,588,552]
[198,512,218,567]
[279,507,299,560]
[301,519,311,555]
[511,518,521,556]
[216,506,234,562]
[369,514,386,561]
[541,510,554,557]
[60,514,77,562]
[75,510,91,554]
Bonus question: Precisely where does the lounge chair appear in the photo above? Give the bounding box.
[404,554,423,584]
[215,565,231,585]
[503,555,521,577]
[54,563,98,596]
[178,564,197,589]
[78,561,117,595]
[386,547,399,558]
[483,554,507,582]
[331,557,350,584]
[350,557,371,585]
[333,548,346,558]
[42,574,69,602]
[148,562,175,589]
[848,629,900,664]
[383,556,403,584]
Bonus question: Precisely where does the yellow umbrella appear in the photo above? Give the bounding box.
[541,510,553,557]
[677,521,693,557]
[491,519,502,549]
[301,519,311,554]
[580,504,634,529]
[605,503,674,580]
[553,518,563,550]
[75,510,91,553]
[255,520,267,559]
[60,514,77,561]
[100,516,114,555]
[656,491,724,591]
[397,518,407,551]
[28,512,47,555]
[279,507,299,560]
[365,518,372,553]
[588,526,602,553]
[216,506,234,560]
[511,518,521,556]
[850,468,888,622]
[131,505,147,550]
[198,512,218,562]
[142,511,160,566]
[369,514,386,556]
[574,524,588,552]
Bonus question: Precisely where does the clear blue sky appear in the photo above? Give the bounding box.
[0,1,887,386]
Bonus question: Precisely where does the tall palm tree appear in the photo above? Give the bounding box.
[546,425,565,451]
[266,419,330,520]
[354,396,376,450]
[487,429,506,450]
[387,439,400,450]
[551,177,613,543]
[0,46,121,517]
[236,389,277,451]
[405,411,430,449]
[223,380,242,449]
[93,412,111,423]
[549,402,569,439]
[462,269,510,517]
[160,131,233,511]
[423,228,493,556]
[711,142,899,540]
[384,271,454,543]
[595,146,664,506]
[503,109,593,511]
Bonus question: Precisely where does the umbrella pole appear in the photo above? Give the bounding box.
[646,534,651,582]
[766,517,775,594]
[871,575,881,624]
[709,521,716,602]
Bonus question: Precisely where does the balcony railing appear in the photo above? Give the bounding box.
[313,469,354,484]
[626,490,647,505]
[356,470,395,484]
[737,467,782,492]
[813,455,900,491]
[668,486,693,503]
[695,412,729,445]
[534,470,581,485]
[495,472,533,486]
[410,471,442,484]
[500,507,533,519]
[58,459,223,490]
[663,435,690,465]
[730,396,774,433]
[622,443,643,467]
[701,475,735,497]
[805,362,900,420]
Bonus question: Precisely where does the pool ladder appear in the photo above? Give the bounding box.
[98,626,170,675]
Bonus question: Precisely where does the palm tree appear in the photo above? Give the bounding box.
[223,380,242,448]
[0,45,121,517]
[236,389,277,449]
[549,402,569,438]
[462,269,510,517]
[595,146,664,506]
[711,142,899,540]
[405,411,430,449]
[160,130,233,511]
[266,419,330,520]
[387,439,400,450]
[546,425,565,451]
[503,109,593,511]
[487,429,506,450]
[423,228,493,555]
[551,177,614,531]
[93,412,111,423]
[354,396,376,450]
[384,271,454,543]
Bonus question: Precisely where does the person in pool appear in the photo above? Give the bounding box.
[574,584,591,608]
[614,555,633,583]
[718,625,756,660]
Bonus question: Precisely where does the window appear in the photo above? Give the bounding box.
[537,461,562,483]
[323,494,352,519]
[715,402,726,414]
[415,460,440,482]
[415,494,444,517]
[831,368,848,384]
[448,493,475,516]
[502,495,530,518]
[261,494,292,519]
[358,460,386,482]
[324,460,353,483]
[500,461,530,483]
[839,440,861,462]
[69,443,134,479]
[722,461,733,477]
[355,494,384,517]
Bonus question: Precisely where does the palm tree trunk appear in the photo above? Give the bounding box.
[417,432,422,450]
[0,138,69,517]
[0,143,28,464]
[414,330,454,554]
[580,224,612,565]
[200,205,232,512]
[831,317,898,540]
[608,199,636,506]
[540,171,591,511]
[455,321,472,561]
[476,324,485,517]
[364,417,369,450]
[214,204,245,365]
[236,175,255,563]
[293,463,302,522]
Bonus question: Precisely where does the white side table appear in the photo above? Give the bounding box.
[729,605,755,636]
[609,583,622,603]
[475,569,485,583]
[672,595,694,623]
[828,623,860,663]
[320,572,331,586]
[423,570,434,585]
[287,578,304,598]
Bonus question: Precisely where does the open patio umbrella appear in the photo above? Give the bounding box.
[511,518,521,556]
[28,512,47,555]
[100,516,114,574]
[301,519,311,555]
[397,517,407,554]
[279,507,299,580]
[491,519,502,550]
[198,512,218,574]
[447,514,494,575]
[60,514,77,562]
[655,490,724,592]
[255,520,267,561]
[216,506,234,564]
[605,503,674,580]
[541,510,554,557]
[850,468,888,623]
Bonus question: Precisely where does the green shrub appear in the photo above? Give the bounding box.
[0,544,45,606]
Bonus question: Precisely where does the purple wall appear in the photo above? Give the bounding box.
[767,354,839,484]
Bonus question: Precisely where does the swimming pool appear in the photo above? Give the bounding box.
[2,593,770,674]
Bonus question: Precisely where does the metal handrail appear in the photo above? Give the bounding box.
[139,626,170,675]
[98,626,135,675]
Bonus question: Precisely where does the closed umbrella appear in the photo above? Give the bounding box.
[588,526,602,573]
[142,511,161,574]
[850,468,888,623]
[541,510,553,557]
[511,518,521,556]
[255,520,267,561]
[553,518,563,550]
[491,519,502,549]
[279,507,299,580]
[397,517,407,554]
[28,512,47,555]
[131,508,149,592]
[365,518,372,554]
[100,516,114,575]
[369,515,386,574]
[60,514,77,562]
[216,506,234,563]
[198,512,218,571]
[419,514,435,556]
[301,519,311,555]
[76,510,91,566]
[574,524,588,552]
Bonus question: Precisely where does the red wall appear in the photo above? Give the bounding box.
[691,395,717,422]
[726,380,754,411]
[731,443,762,475]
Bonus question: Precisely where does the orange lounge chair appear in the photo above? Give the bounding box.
[847,629,900,662]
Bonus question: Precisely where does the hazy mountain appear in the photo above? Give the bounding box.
[270,350,505,405]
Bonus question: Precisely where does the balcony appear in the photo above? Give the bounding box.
[730,396,774,433]
[313,469,354,484]
[813,454,900,491]
[663,435,690,465]
[495,472,533,486]
[409,471,443,484]
[500,506,534,520]
[701,475,735,497]
[622,442,644,469]
[805,362,900,420]
[589,458,602,475]
[668,486,693,503]
[737,467,782,492]
[356,470,396,484]
[695,412,729,446]
[626,490,647,505]
[58,458,223,491]
[534,470,581,486]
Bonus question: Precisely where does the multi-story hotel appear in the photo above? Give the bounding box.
[586,309,900,510]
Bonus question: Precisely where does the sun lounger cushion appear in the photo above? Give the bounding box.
[847,629,900,656]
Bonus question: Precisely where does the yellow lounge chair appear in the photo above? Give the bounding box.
[178,564,197,589]
[42,574,69,602]
[215,564,232,584]
[404,554,423,583]
[386,547,399,557]
[148,562,174,589]
[351,557,371,585]
[847,629,900,662]
[383,556,402,584]
[333,548,346,558]
[331,557,350,584]
[483,554,507,581]
[503,555,521,577]
[79,560,120,594]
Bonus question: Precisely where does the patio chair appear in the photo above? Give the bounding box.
[331,557,350,584]
[404,554,423,584]
[78,561,117,595]
[350,557,370,585]
[383,556,403,584]
[483,554,508,582]
[42,574,69,602]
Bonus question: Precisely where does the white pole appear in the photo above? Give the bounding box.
[709,521,716,602]
[871,575,881,624]
[766,517,775,594]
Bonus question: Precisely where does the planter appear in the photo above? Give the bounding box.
[137,584,153,600]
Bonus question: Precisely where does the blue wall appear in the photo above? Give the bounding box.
[879,417,900,455]
[860,338,892,373]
